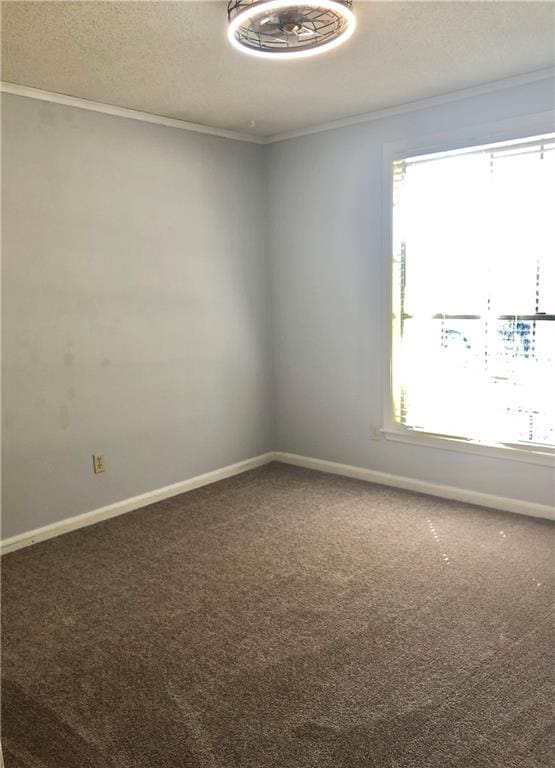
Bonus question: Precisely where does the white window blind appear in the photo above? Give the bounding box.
[391,133,555,450]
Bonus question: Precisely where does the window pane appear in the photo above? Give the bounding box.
[392,134,555,449]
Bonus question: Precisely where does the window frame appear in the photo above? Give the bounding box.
[381,111,555,467]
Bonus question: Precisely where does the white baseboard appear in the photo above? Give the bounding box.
[274,452,555,521]
[2,449,552,555]
[0,452,274,555]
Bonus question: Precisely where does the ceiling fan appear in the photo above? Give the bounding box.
[227,0,356,59]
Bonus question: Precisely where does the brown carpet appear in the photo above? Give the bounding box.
[1,462,553,768]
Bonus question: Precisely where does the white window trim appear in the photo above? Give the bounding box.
[381,110,555,468]
[382,426,555,467]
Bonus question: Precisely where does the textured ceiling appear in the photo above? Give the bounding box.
[2,1,554,138]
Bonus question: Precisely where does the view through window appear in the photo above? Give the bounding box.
[391,133,554,450]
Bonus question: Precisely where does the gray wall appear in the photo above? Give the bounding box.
[267,77,555,508]
[2,94,271,539]
[3,78,554,540]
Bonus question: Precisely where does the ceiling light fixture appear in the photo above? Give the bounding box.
[227,0,356,60]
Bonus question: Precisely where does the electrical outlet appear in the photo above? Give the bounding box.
[93,454,105,474]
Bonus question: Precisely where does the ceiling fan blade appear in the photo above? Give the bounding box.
[251,14,281,34]
[297,25,317,38]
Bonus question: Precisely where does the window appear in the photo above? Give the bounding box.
[390,133,555,454]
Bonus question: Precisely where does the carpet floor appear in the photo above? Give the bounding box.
[1,462,553,768]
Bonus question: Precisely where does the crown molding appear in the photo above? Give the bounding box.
[263,67,555,144]
[2,68,554,146]
[0,81,265,144]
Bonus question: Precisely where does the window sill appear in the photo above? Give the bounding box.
[382,427,555,467]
